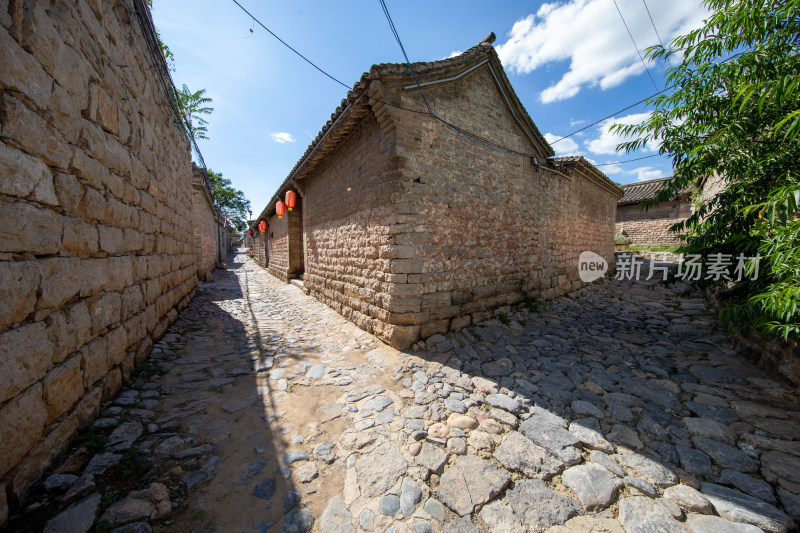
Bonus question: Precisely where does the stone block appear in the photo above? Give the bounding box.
[101,367,122,401]
[79,260,109,298]
[0,383,47,478]
[63,217,99,256]
[1,95,72,169]
[42,354,83,424]
[0,200,63,254]
[12,412,79,502]
[87,291,121,333]
[75,386,102,427]
[420,319,449,339]
[0,142,53,200]
[53,172,83,213]
[0,260,42,330]
[98,224,124,253]
[0,25,52,109]
[78,186,108,223]
[105,325,127,367]
[78,120,130,175]
[89,84,119,135]
[0,322,53,404]
[37,257,81,310]
[80,336,108,388]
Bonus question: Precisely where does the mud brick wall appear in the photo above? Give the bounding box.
[0,0,200,515]
[376,67,619,343]
[616,199,691,246]
[301,115,403,343]
[267,212,290,281]
[252,231,267,267]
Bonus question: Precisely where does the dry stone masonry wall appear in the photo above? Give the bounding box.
[615,200,691,246]
[0,0,207,517]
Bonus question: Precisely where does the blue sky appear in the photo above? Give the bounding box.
[151,0,708,218]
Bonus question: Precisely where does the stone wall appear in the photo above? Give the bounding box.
[615,199,691,246]
[192,165,217,280]
[0,0,200,517]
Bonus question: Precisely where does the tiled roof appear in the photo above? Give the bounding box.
[618,176,690,206]
[551,156,624,198]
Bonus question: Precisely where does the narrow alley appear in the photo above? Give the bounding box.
[27,250,800,533]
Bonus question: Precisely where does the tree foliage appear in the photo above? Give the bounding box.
[613,0,800,343]
[176,84,213,141]
[206,170,251,233]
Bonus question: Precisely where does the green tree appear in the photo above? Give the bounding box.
[177,84,213,141]
[614,0,800,342]
[206,170,251,233]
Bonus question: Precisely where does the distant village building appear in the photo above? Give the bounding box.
[615,177,692,247]
[250,35,623,349]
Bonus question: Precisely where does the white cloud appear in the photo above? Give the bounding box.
[446,50,463,59]
[585,112,651,155]
[544,132,580,156]
[270,132,295,144]
[632,166,664,181]
[496,0,708,103]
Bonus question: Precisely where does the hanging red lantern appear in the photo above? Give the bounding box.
[248,230,253,236]
[285,190,297,211]
[276,200,286,218]
[258,220,266,233]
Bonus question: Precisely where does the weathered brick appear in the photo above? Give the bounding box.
[41,354,83,424]
[0,322,53,404]
[53,172,83,213]
[0,383,47,479]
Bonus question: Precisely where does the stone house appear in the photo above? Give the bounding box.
[249,35,623,350]
[615,177,693,247]
[0,0,220,521]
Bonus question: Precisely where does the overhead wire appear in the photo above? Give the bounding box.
[612,0,659,91]
[228,0,668,169]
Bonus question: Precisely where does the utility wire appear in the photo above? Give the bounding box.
[612,0,659,91]
[229,0,667,168]
[378,0,433,115]
[550,84,672,144]
[594,153,660,166]
[641,0,674,67]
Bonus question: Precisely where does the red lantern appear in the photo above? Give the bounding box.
[276,200,286,218]
[258,220,266,233]
[285,190,297,211]
[248,230,253,236]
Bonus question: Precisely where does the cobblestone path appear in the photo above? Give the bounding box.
[36,250,800,533]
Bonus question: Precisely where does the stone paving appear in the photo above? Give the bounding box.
[32,249,800,533]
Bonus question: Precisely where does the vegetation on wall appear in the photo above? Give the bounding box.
[615,0,800,343]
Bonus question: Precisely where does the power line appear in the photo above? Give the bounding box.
[378,0,433,115]
[550,85,673,144]
[641,0,673,67]
[594,153,661,166]
[229,0,668,169]
[612,0,659,91]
